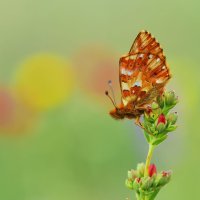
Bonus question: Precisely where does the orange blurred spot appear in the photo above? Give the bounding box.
[72,45,120,101]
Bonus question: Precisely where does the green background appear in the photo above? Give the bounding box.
[0,0,199,199]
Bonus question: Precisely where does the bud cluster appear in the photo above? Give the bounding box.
[143,91,178,145]
[126,163,171,199]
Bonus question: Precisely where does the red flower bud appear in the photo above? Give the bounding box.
[162,171,171,177]
[136,178,141,183]
[157,114,166,125]
[148,164,157,177]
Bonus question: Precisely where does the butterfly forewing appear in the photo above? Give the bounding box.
[119,31,170,107]
[129,31,165,59]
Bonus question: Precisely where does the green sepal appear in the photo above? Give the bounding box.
[151,135,168,146]
[149,124,156,133]
[148,188,160,200]
[166,125,177,132]
[141,177,152,190]
[144,130,151,143]
[156,123,166,133]
[132,179,141,191]
[125,179,133,190]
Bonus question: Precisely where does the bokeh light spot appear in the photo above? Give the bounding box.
[15,54,74,111]
[72,45,120,101]
[0,87,37,135]
[0,87,15,128]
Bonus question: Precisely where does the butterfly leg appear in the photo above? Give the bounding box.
[134,117,153,136]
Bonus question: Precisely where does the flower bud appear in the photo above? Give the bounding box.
[125,179,133,189]
[158,171,172,186]
[128,169,137,180]
[148,164,157,177]
[162,171,171,177]
[166,112,178,125]
[151,102,161,115]
[156,123,166,133]
[157,94,165,108]
[151,102,159,110]
[136,177,141,183]
[157,114,166,125]
[137,163,145,177]
[165,91,178,106]
[156,114,166,132]
[132,177,141,191]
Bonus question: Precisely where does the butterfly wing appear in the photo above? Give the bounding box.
[119,30,171,107]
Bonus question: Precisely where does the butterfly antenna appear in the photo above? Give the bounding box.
[107,80,117,105]
[105,90,117,109]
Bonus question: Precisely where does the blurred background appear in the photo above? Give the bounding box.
[0,0,199,199]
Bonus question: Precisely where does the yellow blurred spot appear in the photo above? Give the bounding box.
[15,54,74,111]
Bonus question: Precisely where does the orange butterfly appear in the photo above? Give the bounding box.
[106,30,171,124]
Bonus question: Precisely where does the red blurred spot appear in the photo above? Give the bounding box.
[0,88,15,127]
[157,114,166,125]
[0,87,37,135]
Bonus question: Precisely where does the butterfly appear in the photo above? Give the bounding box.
[106,30,171,122]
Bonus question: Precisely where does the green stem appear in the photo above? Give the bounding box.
[144,144,155,177]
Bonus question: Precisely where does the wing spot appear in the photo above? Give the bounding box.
[156,58,160,63]
[133,81,142,87]
[139,54,144,58]
[121,68,127,75]
[122,82,130,90]
[156,79,164,84]
[148,54,153,59]
[127,70,133,76]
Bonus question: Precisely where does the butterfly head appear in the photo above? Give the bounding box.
[109,106,125,120]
